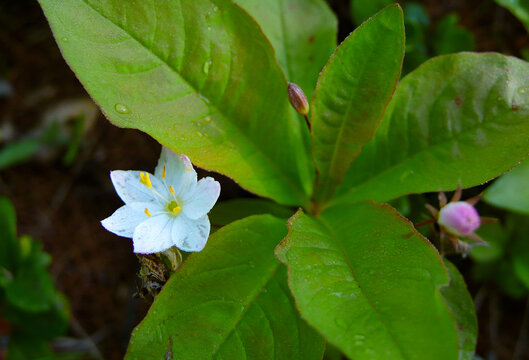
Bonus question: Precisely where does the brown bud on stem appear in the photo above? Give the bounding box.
[287,82,310,129]
[287,82,309,116]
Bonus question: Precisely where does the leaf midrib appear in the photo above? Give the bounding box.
[313,9,401,199]
[80,0,307,205]
[211,263,281,357]
[317,215,410,359]
[335,104,528,205]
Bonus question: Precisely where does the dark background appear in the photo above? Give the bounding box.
[1,0,528,358]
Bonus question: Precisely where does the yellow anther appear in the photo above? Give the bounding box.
[144,208,152,217]
[162,165,166,179]
[167,201,181,215]
[139,172,152,188]
[185,166,191,171]
[169,185,175,194]
[172,205,181,215]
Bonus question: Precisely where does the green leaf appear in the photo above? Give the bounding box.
[209,198,294,227]
[350,0,395,25]
[0,138,41,171]
[38,0,313,206]
[311,5,405,203]
[7,337,54,360]
[6,237,56,313]
[440,261,477,360]
[509,214,529,289]
[484,159,529,214]
[276,202,460,360]
[0,197,20,271]
[233,0,337,95]
[126,215,324,359]
[433,14,475,56]
[470,222,506,263]
[495,0,529,32]
[6,292,69,340]
[334,53,529,206]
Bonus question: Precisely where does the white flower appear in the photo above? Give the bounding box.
[101,147,220,254]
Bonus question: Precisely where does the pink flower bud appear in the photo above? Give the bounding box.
[438,201,481,236]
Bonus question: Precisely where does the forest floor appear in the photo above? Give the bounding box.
[1,0,528,358]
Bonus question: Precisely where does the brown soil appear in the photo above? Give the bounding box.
[1,0,528,358]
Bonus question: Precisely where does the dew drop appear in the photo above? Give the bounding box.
[334,317,348,329]
[204,116,212,123]
[196,131,204,137]
[354,334,365,345]
[115,103,130,114]
[198,92,210,104]
[61,37,68,42]
[518,86,529,95]
[203,60,212,75]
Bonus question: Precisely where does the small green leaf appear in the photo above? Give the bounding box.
[6,292,69,340]
[311,5,405,203]
[350,0,395,25]
[440,261,477,360]
[484,159,529,214]
[0,197,19,271]
[38,0,313,206]
[6,237,56,313]
[470,222,506,263]
[433,14,475,56]
[126,215,324,359]
[509,214,529,289]
[335,53,529,206]
[276,202,460,360]
[7,337,54,360]
[233,0,337,95]
[495,0,529,32]
[209,198,294,227]
[0,138,41,171]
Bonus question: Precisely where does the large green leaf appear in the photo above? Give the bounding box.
[126,215,324,359]
[334,53,529,206]
[233,0,337,95]
[495,0,529,32]
[311,5,404,204]
[484,159,529,214]
[440,261,478,360]
[38,0,313,206]
[276,202,460,360]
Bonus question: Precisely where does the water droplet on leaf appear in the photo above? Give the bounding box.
[335,317,348,329]
[115,103,130,114]
[204,116,212,123]
[203,60,211,75]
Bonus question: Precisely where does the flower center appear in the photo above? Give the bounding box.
[166,200,182,216]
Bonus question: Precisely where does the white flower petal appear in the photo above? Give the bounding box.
[101,205,148,238]
[132,214,174,254]
[110,170,168,205]
[154,147,197,196]
[182,177,221,219]
[171,215,210,252]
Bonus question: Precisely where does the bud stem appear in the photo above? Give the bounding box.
[303,114,311,130]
